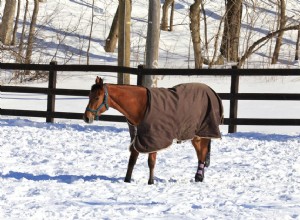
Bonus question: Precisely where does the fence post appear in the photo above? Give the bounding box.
[46,61,57,123]
[228,65,239,133]
[137,64,144,86]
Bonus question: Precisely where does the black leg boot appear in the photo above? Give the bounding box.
[195,161,205,182]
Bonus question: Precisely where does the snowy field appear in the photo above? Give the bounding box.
[1,0,300,219]
[1,116,300,219]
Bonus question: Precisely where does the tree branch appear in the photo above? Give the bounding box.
[237,24,300,68]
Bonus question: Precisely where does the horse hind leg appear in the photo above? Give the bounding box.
[124,145,139,183]
[148,152,157,185]
[205,140,211,167]
[191,137,211,182]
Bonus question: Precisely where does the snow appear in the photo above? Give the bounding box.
[1,0,300,219]
[1,118,300,219]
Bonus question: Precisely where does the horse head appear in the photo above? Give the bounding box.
[83,76,109,124]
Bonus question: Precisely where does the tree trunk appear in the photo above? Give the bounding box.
[142,0,160,88]
[18,0,29,61]
[201,1,208,52]
[161,0,174,31]
[169,1,175,31]
[11,0,21,45]
[117,0,131,84]
[87,0,95,65]
[25,0,39,64]
[189,0,202,69]
[271,0,286,64]
[1,0,17,45]
[220,0,242,62]
[295,26,300,61]
[104,6,119,52]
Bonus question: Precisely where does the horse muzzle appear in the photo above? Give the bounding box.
[83,115,94,124]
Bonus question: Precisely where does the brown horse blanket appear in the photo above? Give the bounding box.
[129,83,223,153]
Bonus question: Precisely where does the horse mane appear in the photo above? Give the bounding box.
[91,79,145,92]
[91,84,102,92]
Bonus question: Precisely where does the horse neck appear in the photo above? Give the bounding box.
[106,84,148,125]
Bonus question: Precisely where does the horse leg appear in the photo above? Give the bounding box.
[148,152,157,185]
[205,140,211,167]
[192,137,211,182]
[124,145,139,183]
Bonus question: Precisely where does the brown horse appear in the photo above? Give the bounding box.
[84,77,223,184]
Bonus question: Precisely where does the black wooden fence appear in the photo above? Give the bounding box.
[1,61,300,133]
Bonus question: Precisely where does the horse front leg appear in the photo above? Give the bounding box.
[148,152,157,185]
[124,145,139,183]
[192,137,211,182]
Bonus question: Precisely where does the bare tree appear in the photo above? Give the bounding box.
[201,1,208,53]
[238,24,300,68]
[104,6,119,52]
[220,0,243,62]
[118,0,131,84]
[161,0,174,31]
[1,0,17,45]
[142,0,160,88]
[271,0,286,64]
[242,1,261,61]
[208,14,226,68]
[11,0,21,45]
[87,0,95,65]
[169,1,175,32]
[189,0,203,69]
[296,25,300,61]
[18,0,29,61]
[25,0,39,64]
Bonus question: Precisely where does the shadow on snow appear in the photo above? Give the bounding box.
[0,118,128,133]
[0,171,123,184]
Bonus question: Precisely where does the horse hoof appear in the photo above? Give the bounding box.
[124,178,131,183]
[148,180,154,185]
[195,174,204,182]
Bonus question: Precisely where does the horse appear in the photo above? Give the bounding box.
[84,76,223,184]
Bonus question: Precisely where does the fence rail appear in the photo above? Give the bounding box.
[1,62,300,133]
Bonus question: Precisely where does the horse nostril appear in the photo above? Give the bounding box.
[83,115,93,124]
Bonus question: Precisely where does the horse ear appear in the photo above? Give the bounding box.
[95,76,103,86]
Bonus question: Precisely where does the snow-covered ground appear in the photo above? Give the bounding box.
[1,0,300,219]
[1,116,300,219]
